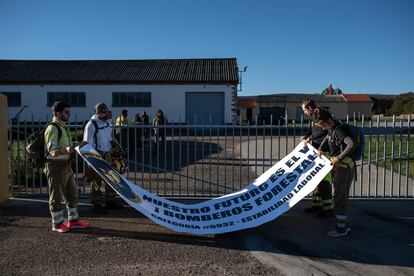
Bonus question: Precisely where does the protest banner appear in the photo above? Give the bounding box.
[76,142,332,234]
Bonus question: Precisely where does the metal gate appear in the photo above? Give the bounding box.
[8,114,413,199]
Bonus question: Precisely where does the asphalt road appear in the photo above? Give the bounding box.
[241,200,414,276]
[0,198,275,276]
[1,198,413,275]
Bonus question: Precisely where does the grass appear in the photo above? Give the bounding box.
[363,135,414,179]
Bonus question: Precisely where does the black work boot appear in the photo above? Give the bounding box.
[105,201,124,209]
[326,222,351,237]
[93,204,108,214]
[317,209,335,218]
[304,206,322,213]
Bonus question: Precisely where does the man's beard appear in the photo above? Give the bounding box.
[99,115,108,121]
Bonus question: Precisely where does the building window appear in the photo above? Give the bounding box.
[1,92,21,107]
[47,92,86,107]
[112,92,151,107]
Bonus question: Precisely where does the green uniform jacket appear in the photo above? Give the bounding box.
[44,117,71,161]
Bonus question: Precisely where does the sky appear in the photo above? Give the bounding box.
[0,0,413,95]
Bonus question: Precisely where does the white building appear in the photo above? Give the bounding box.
[237,93,373,123]
[0,59,239,124]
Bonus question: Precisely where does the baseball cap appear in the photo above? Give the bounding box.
[95,102,109,114]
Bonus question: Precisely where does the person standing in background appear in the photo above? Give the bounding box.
[142,111,150,141]
[115,109,129,151]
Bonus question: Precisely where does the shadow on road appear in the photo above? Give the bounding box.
[1,198,413,272]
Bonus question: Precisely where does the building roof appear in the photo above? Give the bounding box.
[0,58,239,85]
[256,93,346,103]
[286,94,345,103]
[342,94,372,102]
[236,98,256,108]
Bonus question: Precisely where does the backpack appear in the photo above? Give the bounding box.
[333,123,365,161]
[26,122,62,168]
[348,124,365,161]
[84,119,109,148]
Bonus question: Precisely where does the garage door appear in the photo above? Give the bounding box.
[186,92,225,124]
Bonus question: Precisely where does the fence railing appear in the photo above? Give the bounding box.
[8,114,413,199]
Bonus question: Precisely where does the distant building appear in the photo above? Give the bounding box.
[341,94,374,119]
[237,93,373,123]
[0,58,239,124]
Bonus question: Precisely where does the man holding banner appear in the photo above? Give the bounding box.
[44,101,90,232]
[301,99,334,218]
[317,116,355,238]
[84,102,124,214]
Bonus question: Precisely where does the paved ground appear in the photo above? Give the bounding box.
[1,198,413,275]
[241,200,414,276]
[0,198,275,276]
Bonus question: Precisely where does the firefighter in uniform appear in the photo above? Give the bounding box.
[115,109,129,147]
[44,101,90,233]
[83,102,124,214]
[318,116,355,237]
[300,99,334,218]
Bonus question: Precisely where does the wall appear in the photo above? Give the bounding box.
[0,94,9,202]
[239,107,258,123]
[1,84,235,123]
[321,102,349,120]
[346,102,373,119]
[285,102,350,121]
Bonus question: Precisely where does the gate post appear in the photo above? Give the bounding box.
[0,94,9,202]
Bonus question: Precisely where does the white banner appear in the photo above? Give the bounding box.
[76,142,332,234]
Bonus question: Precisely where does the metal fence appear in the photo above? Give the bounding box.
[8,114,413,199]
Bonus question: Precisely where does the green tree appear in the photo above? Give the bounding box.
[371,96,395,115]
[390,92,414,115]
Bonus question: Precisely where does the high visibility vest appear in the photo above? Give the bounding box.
[337,156,354,169]
[44,118,71,161]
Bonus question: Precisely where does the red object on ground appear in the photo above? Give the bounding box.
[52,224,70,233]
[67,220,91,229]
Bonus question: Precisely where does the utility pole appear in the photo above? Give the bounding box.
[238,66,248,92]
